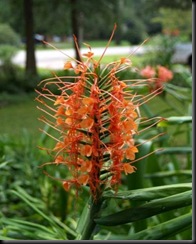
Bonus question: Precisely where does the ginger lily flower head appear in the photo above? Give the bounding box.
[36,24,162,201]
[140,65,173,92]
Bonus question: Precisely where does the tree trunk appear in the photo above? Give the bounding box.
[24,0,37,76]
[114,0,123,45]
[70,0,81,62]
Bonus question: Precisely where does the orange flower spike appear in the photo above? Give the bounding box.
[36,24,163,202]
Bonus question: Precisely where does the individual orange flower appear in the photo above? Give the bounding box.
[80,160,92,172]
[80,145,92,157]
[125,146,139,160]
[123,163,136,175]
[77,174,89,185]
[64,61,73,70]
[82,51,94,58]
[80,117,94,130]
[63,181,71,191]
[120,57,132,65]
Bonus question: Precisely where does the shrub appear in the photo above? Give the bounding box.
[0,44,18,65]
[0,24,21,91]
[123,18,147,45]
[143,34,179,67]
[0,23,20,46]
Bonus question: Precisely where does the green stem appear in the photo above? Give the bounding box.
[76,196,103,240]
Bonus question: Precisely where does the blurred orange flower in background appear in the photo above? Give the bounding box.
[140,65,173,92]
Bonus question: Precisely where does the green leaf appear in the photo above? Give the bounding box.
[158,116,192,127]
[0,235,16,240]
[125,141,153,231]
[0,218,55,234]
[145,170,192,178]
[164,87,191,101]
[126,141,153,190]
[76,197,104,240]
[95,190,192,226]
[103,183,192,201]
[0,217,59,240]
[130,212,192,240]
[76,198,92,239]
[155,147,192,154]
[96,212,192,240]
[9,186,76,239]
[0,160,12,169]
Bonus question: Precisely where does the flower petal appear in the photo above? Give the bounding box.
[123,163,136,175]
[77,174,89,185]
[63,181,71,191]
[80,117,94,129]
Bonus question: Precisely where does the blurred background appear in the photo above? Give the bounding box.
[0,0,192,85]
[0,0,192,137]
[0,0,192,240]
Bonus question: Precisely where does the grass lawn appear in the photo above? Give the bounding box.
[0,92,42,142]
[93,54,147,67]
